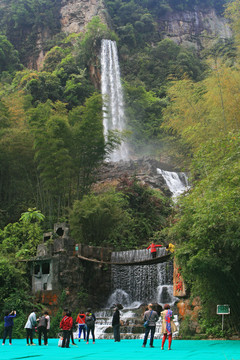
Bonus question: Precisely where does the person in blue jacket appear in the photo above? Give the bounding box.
[2,310,16,345]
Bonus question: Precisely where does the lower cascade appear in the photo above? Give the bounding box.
[157,168,189,200]
[91,248,179,339]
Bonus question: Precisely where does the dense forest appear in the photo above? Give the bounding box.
[0,0,239,337]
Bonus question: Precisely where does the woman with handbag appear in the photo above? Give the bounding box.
[142,304,159,348]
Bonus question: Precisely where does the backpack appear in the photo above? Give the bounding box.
[85,314,94,328]
[38,316,47,328]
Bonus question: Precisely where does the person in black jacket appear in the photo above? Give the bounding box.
[112,305,121,342]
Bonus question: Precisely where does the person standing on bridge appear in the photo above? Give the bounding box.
[147,243,162,258]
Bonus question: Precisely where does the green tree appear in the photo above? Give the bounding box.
[19,207,45,223]
[69,93,106,197]
[29,101,72,222]
[70,176,171,249]
[0,35,22,74]
[70,191,131,246]
[167,134,240,329]
[124,82,167,147]
[0,209,44,259]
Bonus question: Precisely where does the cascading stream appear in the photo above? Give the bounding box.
[157,168,189,200]
[101,39,129,161]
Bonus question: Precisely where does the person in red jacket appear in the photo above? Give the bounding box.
[147,243,162,258]
[76,311,86,341]
[60,311,73,348]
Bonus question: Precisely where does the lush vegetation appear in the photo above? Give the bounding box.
[160,2,240,334]
[70,176,171,249]
[0,0,239,337]
[0,0,62,64]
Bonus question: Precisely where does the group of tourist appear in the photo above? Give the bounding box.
[2,303,176,350]
[2,307,96,348]
[59,308,96,348]
[143,303,176,350]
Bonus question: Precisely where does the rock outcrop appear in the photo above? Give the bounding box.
[59,2,231,50]
[158,7,231,50]
[60,0,107,34]
[95,158,178,197]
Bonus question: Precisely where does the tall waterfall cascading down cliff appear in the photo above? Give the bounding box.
[101,39,129,161]
[98,40,184,339]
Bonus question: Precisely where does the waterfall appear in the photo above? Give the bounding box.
[92,248,179,339]
[107,248,178,308]
[157,168,189,200]
[101,39,129,161]
[83,248,179,339]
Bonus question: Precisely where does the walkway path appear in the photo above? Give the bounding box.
[77,254,171,266]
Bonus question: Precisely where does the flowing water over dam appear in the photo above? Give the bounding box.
[92,248,179,339]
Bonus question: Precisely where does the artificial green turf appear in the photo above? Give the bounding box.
[1,339,240,360]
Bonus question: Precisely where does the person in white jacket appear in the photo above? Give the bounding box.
[24,310,37,345]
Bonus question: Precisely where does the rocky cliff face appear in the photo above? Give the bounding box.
[95,158,175,197]
[26,1,231,69]
[158,7,231,50]
[60,0,107,33]
[59,2,231,50]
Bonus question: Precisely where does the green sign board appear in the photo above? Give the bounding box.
[217,305,230,315]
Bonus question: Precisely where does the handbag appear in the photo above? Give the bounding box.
[58,337,63,347]
[143,310,153,328]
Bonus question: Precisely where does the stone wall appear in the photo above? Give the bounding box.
[31,223,112,311]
